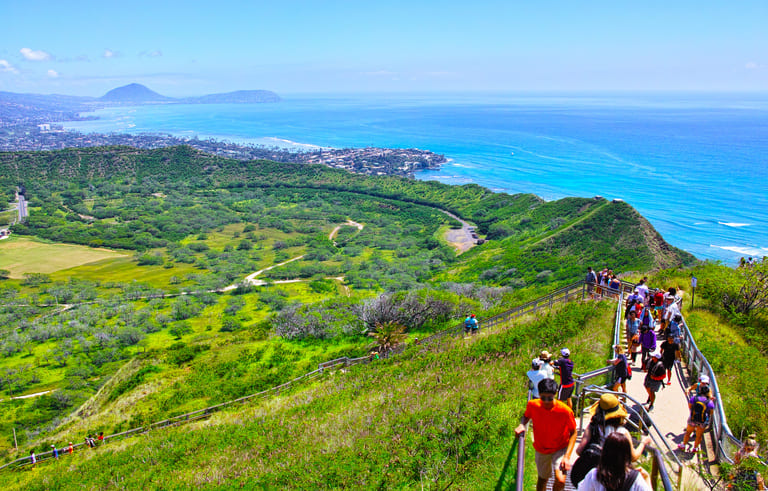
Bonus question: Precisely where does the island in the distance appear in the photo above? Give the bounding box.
[99,83,281,104]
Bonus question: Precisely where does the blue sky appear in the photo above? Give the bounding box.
[1,0,766,96]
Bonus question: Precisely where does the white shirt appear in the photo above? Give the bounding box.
[527,369,548,398]
[577,467,651,491]
[636,284,649,302]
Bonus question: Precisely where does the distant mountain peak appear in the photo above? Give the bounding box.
[100,83,171,103]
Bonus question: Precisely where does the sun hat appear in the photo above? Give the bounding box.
[561,348,570,357]
[651,351,662,359]
[589,394,628,420]
[540,350,552,359]
[699,374,710,384]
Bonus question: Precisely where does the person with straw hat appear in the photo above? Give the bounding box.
[570,394,651,487]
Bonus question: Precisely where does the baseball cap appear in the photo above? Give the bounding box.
[699,374,710,384]
[561,348,570,357]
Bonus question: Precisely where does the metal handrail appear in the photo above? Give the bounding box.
[677,316,746,465]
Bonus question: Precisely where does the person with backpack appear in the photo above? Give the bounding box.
[625,310,640,356]
[554,348,575,409]
[678,385,715,453]
[527,359,549,399]
[643,352,666,411]
[652,288,665,321]
[659,335,681,385]
[571,394,652,487]
[625,290,642,319]
[608,345,630,394]
[577,432,652,491]
[639,326,656,370]
[463,314,478,335]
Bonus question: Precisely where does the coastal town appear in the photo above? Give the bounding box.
[0,124,446,178]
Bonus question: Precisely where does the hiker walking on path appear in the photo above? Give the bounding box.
[515,378,577,491]
[576,432,652,491]
[678,385,715,454]
[527,359,549,398]
[586,267,597,298]
[554,348,575,409]
[51,444,59,460]
[463,314,478,335]
[608,345,630,394]
[659,335,681,385]
[625,311,640,358]
[571,394,652,487]
[643,352,666,411]
[639,326,656,370]
[29,450,36,469]
[539,350,555,380]
[67,442,74,454]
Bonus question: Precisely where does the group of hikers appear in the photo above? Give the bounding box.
[26,432,104,468]
[517,269,765,490]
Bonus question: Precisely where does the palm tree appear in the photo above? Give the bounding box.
[367,321,408,355]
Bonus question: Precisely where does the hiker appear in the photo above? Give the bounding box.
[539,350,555,380]
[659,335,681,385]
[678,385,715,454]
[643,352,666,411]
[652,288,665,321]
[663,294,681,327]
[639,326,656,370]
[729,435,766,490]
[51,444,59,459]
[571,394,652,487]
[625,310,640,354]
[515,378,577,491]
[577,432,652,491]
[554,348,575,409]
[464,313,478,335]
[686,374,713,400]
[734,434,760,465]
[586,267,597,298]
[635,278,650,303]
[664,314,682,345]
[29,450,36,468]
[527,359,548,398]
[625,289,642,319]
[608,345,630,394]
[67,442,74,454]
[98,432,104,444]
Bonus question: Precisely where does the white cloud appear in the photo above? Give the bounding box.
[103,49,119,58]
[47,69,59,78]
[0,59,19,74]
[745,61,760,69]
[139,50,163,58]
[20,47,52,61]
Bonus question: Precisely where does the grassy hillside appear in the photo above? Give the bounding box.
[0,146,696,474]
[1,301,616,490]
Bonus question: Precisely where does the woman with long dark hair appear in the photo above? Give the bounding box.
[577,432,650,490]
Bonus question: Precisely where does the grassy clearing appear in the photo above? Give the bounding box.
[0,236,129,279]
[1,301,616,490]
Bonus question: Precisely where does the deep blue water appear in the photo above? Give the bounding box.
[62,92,768,264]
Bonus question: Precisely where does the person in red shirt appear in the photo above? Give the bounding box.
[515,378,577,491]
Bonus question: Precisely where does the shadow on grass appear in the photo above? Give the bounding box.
[494,436,519,491]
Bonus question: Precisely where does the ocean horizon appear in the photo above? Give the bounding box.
[60,91,768,265]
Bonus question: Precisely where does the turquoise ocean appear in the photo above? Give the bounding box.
[62,92,768,264]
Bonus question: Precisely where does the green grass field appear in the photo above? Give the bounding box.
[0,236,129,279]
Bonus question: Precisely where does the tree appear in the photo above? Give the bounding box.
[708,259,768,317]
[367,321,408,355]
[169,321,193,339]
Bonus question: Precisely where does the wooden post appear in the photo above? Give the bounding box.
[13,428,17,451]
[650,452,659,491]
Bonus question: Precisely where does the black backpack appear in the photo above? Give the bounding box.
[691,397,709,424]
